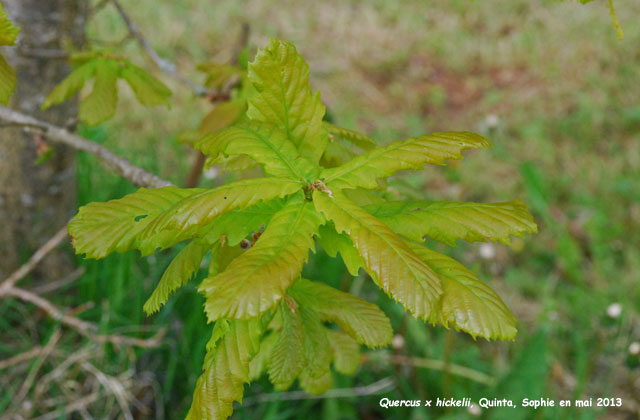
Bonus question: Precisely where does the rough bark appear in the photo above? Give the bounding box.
[0,0,87,282]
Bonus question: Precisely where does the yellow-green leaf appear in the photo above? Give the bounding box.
[323,122,376,151]
[141,177,302,239]
[247,39,327,163]
[0,54,15,105]
[366,200,537,246]
[299,306,332,379]
[121,62,171,106]
[248,332,277,381]
[312,191,442,320]
[327,330,360,375]
[186,319,263,420]
[317,223,364,276]
[196,121,319,182]
[268,301,305,390]
[143,240,209,315]
[321,140,356,168]
[0,5,19,45]
[69,187,205,259]
[289,278,392,348]
[199,198,286,246]
[322,132,491,190]
[198,99,245,134]
[199,194,323,321]
[197,62,243,90]
[42,60,98,110]
[298,368,333,395]
[79,59,119,125]
[408,242,517,340]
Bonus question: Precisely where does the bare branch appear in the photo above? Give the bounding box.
[0,223,69,294]
[0,106,172,188]
[241,377,395,407]
[110,0,209,96]
[4,286,166,349]
[14,329,62,404]
[0,346,44,371]
[375,354,497,386]
[32,267,85,294]
[80,361,134,420]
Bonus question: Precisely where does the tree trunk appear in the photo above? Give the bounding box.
[0,0,87,282]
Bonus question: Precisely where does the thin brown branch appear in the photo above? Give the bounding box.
[110,0,210,96]
[0,223,69,294]
[0,106,172,188]
[32,267,85,294]
[4,286,166,349]
[14,329,62,404]
[80,361,134,420]
[376,354,497,386]
[0,346,44,371]
[241,377,395,407]
[184,23,250,187]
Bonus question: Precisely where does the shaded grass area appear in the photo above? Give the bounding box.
[1,0,638,419]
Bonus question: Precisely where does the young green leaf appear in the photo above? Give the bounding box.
[247,39,328,163]
[366,200,537,246]
[407,242,517,340]
[0,55,15,105]
[79,59,119,125]
[298,368,333,395]
[197,62,244,90]
[321,141,357,168]
[313,191,442,320]
[317,223,364,276]
[141,177,302,237]
[327,330,361,375]
[69,187,205,259]
[198,99,245,134]
[321,131,491,190]
[0,5,18,105]
[248,332,277,381]
[143,240,209,314]
[196,121,320,182]
[186,319,263,420]
[299,306,332,379]
[41,60,98,110]
[289,278,392,348]
[323,122,377,151]
[268,301,305,390]
[121,62,171,106]
[199,198,286,246]
[199,194,323,321]
[0,5,19,46]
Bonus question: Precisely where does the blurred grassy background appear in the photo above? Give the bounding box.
[2,0,639,419]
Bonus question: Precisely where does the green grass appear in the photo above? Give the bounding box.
[2,0,638,418]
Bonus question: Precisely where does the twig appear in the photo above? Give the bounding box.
[110,0,209,96]
[80,362,134,420]
[32,392,101,420]
[32,267,85,294]
[241,377,395,407]
[0,224,69,294]
[0,106,172,188]
[184,23,250,187]
[17,47,70,59]
[379,354,497,386]
[13,329,62,405]
[0,346,44,371]
[4,286,166,348]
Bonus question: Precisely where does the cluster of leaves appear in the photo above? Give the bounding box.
[69,39,537,419]
[41,51,171,125]
[0,3,19,105]
[179,61,250,172]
